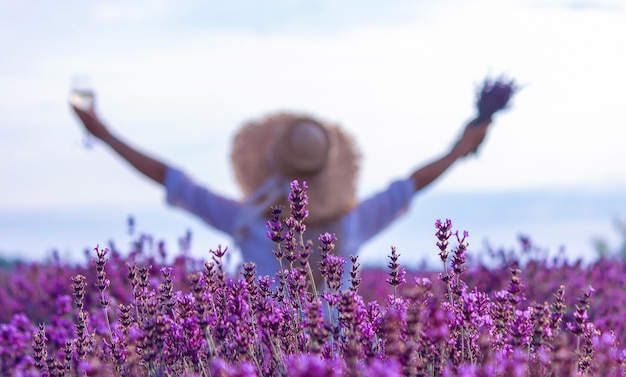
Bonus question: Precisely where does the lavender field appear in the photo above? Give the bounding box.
[1,203,625,376]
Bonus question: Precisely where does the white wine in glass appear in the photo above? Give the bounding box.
[69,75,95,111]
[69,75,95,148]
[69,89,94,111]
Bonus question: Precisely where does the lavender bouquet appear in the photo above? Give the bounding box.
[471,75,518,125]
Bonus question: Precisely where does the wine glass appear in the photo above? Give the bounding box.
[69,75,95,148]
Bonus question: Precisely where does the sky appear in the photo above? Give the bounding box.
[1,0,625,270]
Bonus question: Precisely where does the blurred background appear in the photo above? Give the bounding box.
[1,0,625,269]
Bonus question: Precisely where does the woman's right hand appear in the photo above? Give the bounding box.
[71,105,111,141]
[451,119,490,158]
[70,104,168,184]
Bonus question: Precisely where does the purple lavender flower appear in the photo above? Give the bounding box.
[435,219,452,263]
[510,308,533,348]
[282,227,298,264]
[472,75,518,124]
[31,323,48,372]
[319,232,337,250]
[362,358,402,377]
[304,296,327,354]
[266,206,285,244]
[386,247,406,295]
[348,255,362,292]
[285,354,342,377]
[322,254,345,291]
[4,215,626,375]
[288,180,309,224]
[127,215,135,235]
[210,358,258,377]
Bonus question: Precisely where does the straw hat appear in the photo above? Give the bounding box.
[231,111,361,224]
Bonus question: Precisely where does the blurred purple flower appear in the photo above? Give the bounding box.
[362,358,402,377]
[473,75,518,124]
[285,354,342,377]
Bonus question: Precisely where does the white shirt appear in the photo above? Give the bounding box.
[165,167,415,279]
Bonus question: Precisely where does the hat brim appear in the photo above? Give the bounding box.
[231,111,361,223]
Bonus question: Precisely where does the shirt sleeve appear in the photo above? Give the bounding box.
[164,167,242,235]
[342,178,415,249]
